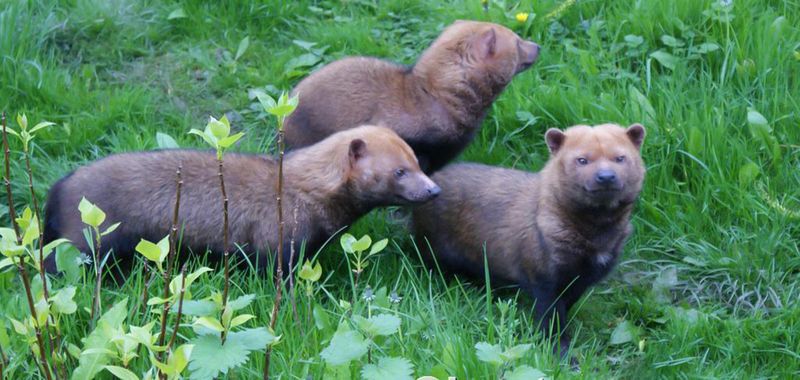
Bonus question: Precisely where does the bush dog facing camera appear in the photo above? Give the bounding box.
[44,126,440,274]
[412,123,646,357]
[284,20,540,173]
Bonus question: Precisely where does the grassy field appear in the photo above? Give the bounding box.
[1,0,799,378]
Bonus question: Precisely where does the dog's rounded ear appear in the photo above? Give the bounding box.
[626,124,646,149]
[545,129,565,154]
[474,28,497,58]
[349,139,367,166]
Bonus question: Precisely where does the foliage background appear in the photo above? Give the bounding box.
[1,0,799,378]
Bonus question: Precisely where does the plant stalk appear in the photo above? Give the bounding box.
[90,227,102,324]
[217,157,231,344]
[17,257,53,380]
[166,263,188,352]
[157,166,182,377]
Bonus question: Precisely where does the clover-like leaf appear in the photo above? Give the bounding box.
[298,260,322,282]
[369,238,388,255]
[340,233,356,254]
[78,197,106,228]
[351,234,371,253]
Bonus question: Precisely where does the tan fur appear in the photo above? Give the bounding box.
[412,123,646,357]
[44,126,439,272]
[284,20,540,172]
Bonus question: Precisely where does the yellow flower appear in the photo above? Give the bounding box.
[515,12,529,23]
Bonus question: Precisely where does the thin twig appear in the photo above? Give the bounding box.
[166,263,188,351]
[289,205,299,326]
[265,119,287,379]
[217,158,231,343]
[3,112,53,380]
[139,264,152,313]
[90,228,102,324]
[157,165,182,378]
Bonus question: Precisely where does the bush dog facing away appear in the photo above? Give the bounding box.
[412,123,646,358]
[284,20,540,173]
[43,125,440,273]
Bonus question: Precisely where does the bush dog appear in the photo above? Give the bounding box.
[44,125,440,273]
[412,123,646,357]
[284,20,540,173]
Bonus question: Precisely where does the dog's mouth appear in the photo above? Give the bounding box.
[584,185,624,195]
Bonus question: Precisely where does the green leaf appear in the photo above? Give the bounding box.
[50,286,77,314]
[738,162,761,186]
[135,238,167,273]
[691,42,720,54]
[628,85,656,127]
[354,314,401,336]
[179,300,218,316]
[228,294,255,311]
[217,132,244,149]
[188,129,217,149]
[101,222,121,236]
[157,344,194,377]
[650,50,679,70]
[235,36,250,61]
[505,365,547,380]
[361,356,414,380]
[208,115,230,140]
[71,299,128,380]
[167,8,187,20]
[340,233,356,253]
[21,213,39,248]
[156,132,180,149]
[78,197,106,228]
[0,321,10,350]
[193,317,224,332]
[147,296,170,306]
[229,314,255,329]
[188,328,276,379]
[171,267,212,296]
[502,343,532,361]
[320,328,368,365]
[687,127,704,158]
[16,113,28,130]
[623,34,644,47]
[0,257,13,270]
[610,320,635,345]
[29,121,55,135]
[313,304,330,331]
[298,260,322,282]
[351,235,371,253]
[475,342,505,366]
[660,34,684,47]
[104,365,140,380]
[369,238,389,255]
[55,243,81,281]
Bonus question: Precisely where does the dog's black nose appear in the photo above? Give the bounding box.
[595,170,617,185]
[427,185,441,198]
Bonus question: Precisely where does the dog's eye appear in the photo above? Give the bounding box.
[394,168,406,178]
[615,155,626,163]
[576,157,588,165]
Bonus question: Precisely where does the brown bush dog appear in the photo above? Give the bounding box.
[284,20,540,173]
[412,123,646,358]
[43,126,440,274]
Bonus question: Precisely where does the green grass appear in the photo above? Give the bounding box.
[1,0,799,378]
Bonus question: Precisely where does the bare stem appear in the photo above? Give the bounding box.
[218,158,230,343]
[289,206,299,326]
[3,112,53,380]
[139,265,152,313]
[157,166,182,377]
[90,228,102,325]
[265,121,287,380]
[166,263,188,352]
[17,257,53,380]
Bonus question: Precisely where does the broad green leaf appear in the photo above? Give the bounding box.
[167,8,187,20]
[610,320,635,345]
[135,238,167,273]
[71,299,128,380]
[188,328,276,379]
[369,238,389,255]
[313,304,330,331]
[193,317,224,332]
[128,322,157,348]
[188,129,217,148]
[21,213,39,247]
[217,132,244,148]
[0,321,10,349]
[208,115,230,140]
[229,314,255,329]
[104,365,139,380]
[29,121,55,134]
[320,328,368,365]
[628,85,656,127]
[0,230,25,257]
[34,297,49,327]
[660,34,684,47]
[354,314,401,336]
[157,344,194,377]
[650,50,679,70]
[738,162,761,186]
[747,108,770,130]
[227,294,255,311]
[505,365,548,380]
[42,238,70,261]
[351,235,371,252]
[502,343,532,361]
[0,257,13,270]
[361,356,414,380]
[179,300,218,317]
[256,93,277,112]
[298,260,322,282]
[78,198,106,228]
[235,36,250,61]
[691,42,720,54]
[623,34,644,47]
[9,318,28,335]
[55,243,81,282]
[50,286,77,314]
[340,233,356,253]
[170,266,212,295]
[156,132,179,149]
[475,342,504,366]
[147,296,170,306]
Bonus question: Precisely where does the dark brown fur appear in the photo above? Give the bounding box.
[44,126,439,273]
[412,123,646,358]
[284,20,540,173]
